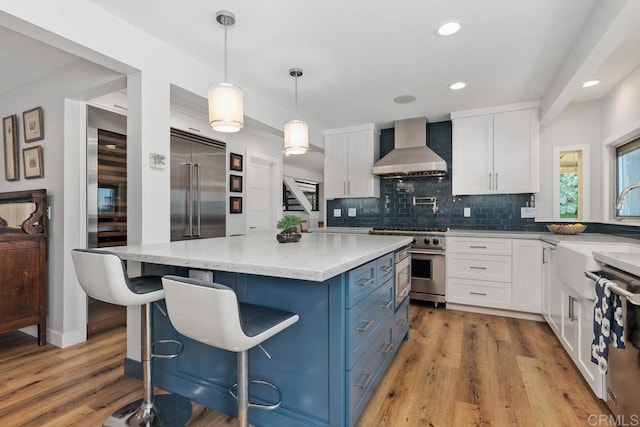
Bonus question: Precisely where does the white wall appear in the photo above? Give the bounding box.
[602,64,640,145]
[537,101,603,221]
[0,59,123,345]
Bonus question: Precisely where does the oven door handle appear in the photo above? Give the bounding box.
[411,249,445,256]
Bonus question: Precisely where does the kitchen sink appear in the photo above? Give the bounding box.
[556,242,640,299]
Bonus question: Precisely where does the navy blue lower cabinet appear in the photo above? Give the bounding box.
[127,252,408,426]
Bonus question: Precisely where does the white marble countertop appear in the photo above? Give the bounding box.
[593,252,640,277]
[107,231,412,282]
[308,227,372,234]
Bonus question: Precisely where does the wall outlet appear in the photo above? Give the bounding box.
[348,208,356,217]
[521,207,536,218]
[464,207,471,217]
[333,209,342,217]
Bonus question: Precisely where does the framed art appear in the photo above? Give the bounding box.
[230,152,243,171]
[3,115,19,181]
[230,174,243,192]
[23,145,44,179]
[230,196,242,214]
[23,107,44,143]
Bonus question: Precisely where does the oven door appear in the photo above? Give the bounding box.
[395,255,411,308]
[410,250,445,302]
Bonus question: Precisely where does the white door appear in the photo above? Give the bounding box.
[246,152,280,233]
[452,115,494,195]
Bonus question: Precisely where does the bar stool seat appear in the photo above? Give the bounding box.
[71,249,192,427]
[161,275,299,427]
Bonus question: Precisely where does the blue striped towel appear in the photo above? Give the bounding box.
[591,277,625,374]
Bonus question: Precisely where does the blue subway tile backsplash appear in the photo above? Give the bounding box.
[328,121,540,231]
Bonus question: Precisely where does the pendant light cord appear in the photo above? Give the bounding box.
[224,24,228,83]
[294,74,299,119]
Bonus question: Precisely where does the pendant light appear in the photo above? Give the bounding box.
[208,10,243,133]
[283,68,308,155]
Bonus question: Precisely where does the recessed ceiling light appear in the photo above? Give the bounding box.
[449,82,466,90]
[437,22,461,36]
[582,80,600,88]
[393,95,417,104]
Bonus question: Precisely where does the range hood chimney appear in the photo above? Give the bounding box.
[371,117,447,177]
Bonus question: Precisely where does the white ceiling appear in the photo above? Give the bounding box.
[86,0,599,128]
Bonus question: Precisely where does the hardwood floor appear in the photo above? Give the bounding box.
[0,303,609,426]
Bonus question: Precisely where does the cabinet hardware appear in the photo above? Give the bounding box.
[469,266,487,270]
[398,319,408,328]
[381,300,393,309]
[359,278,375,288]
[355,373,373,389]
[380,265,392,272]
[469,245,487,249]
[195,163,201,237]
[357,319,375,333]
[470,292,487,296]
[495,173,498,190]
[379,343,393,354]
[344,181,348,194]
[489,173,492,190]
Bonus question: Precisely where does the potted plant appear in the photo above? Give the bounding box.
[276,215,302,243]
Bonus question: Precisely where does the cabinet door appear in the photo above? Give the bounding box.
[560,286,579,358]
[512,240,542,313]
[493,109,539,194]
[0,241,41,324]
[548,249,562,336]
[323,133,349,199]
[577,296,604,398]
[452,115,493,195]
[347,130,379,197]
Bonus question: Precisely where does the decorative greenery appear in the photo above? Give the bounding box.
[560,173,579,218]
[277,215,302,232]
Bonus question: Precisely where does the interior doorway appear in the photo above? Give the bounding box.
[86,106,128,337]
[245,151,280,233]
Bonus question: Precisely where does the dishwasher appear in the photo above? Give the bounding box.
[586,266,640,421]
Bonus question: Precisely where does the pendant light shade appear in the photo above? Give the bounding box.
[284,68,308,155]
[284,120,309,155]
[208,82,243,133]
[209,11,243,133]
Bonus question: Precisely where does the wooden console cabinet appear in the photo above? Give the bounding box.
[0,189,48,345]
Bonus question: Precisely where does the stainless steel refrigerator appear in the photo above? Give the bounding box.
[170,128,226,241]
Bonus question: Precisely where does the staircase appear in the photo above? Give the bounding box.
[283,176,319,214]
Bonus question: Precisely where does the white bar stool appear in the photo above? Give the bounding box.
[71,249,192,427]
[161,275,299,427]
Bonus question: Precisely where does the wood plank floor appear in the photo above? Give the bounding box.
[0,303,609,426]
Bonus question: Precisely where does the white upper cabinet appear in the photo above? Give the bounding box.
[324,125,380,199]
[452,103,540,195]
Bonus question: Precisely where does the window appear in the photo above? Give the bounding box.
[616,137,640,218]
[553,145,589,221]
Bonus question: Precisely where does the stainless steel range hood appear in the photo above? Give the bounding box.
[371,117,447,177]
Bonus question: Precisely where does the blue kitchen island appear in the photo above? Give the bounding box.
[108,232,412,426]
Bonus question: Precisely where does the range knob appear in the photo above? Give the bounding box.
[432,238,440,245]
[423,238,430,245]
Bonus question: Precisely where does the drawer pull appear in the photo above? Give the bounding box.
[355,373,373,389]
[359,278,375,288]
[469,266,487,270]
[469,245,487,249]
[381,300,393,309]
[380,265,392,272]
[379,342,393,354]
[397,319,408,328]
[470,292,487,296]
[357,319,375,333]
[399,287,409,298]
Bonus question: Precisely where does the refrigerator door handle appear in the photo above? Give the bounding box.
[185,162,193,237]
[195,163,201,237]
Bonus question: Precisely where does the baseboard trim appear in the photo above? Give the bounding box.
[47,328,86,348]
[446,303,544,322]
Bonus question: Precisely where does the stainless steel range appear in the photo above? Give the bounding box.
[370,227,446,306]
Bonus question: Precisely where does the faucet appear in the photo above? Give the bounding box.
[615,182,640,210]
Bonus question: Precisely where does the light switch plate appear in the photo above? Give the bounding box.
[333,209,341,217]
[521,207,536,218]
[348,208,356,217]
[464,207,471,217]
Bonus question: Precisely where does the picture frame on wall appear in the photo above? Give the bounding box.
[23,106,44,143]
[230,174,243,193]
[230,152,243,171]
[230,196,242,214]
[3,115,19,181]
[23,145,44,179]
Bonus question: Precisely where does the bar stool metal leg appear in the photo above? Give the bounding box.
[104,303,192,427]
[237,350,249,427]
